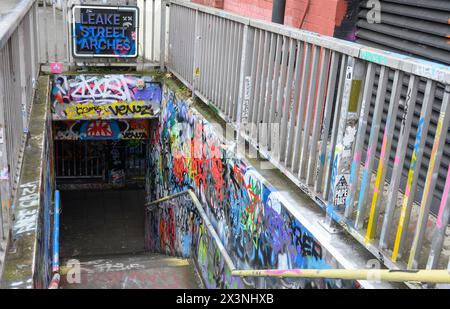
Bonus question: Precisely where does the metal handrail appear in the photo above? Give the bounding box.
[0,0,35,50]
[231,269,450,284]
[48,190,60,289]
[146,189,236,271]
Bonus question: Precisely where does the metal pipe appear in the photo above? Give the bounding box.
[145,189,236,271]
[49,190,60,289]
[271,0,286,24]
[231,269,450,283]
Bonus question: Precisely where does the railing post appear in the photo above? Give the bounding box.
[17,23,28,134]
[159,0,167,71]
[0,50,11,241]
[29,7,37,86]
[235,25,254,151]
[191,8,200,97]
[326,57,365,222]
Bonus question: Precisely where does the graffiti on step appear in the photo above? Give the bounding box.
[54,119,150,140]
[51,75,161,120]
[145,87,357,289]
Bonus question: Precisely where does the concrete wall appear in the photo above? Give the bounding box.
[1,76,55,289]
[145,85,358,289]
[192,0,352,37]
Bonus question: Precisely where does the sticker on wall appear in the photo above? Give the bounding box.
[72,5,138,58]
[50,62,63,74]
[334,175,349,207]
[51,75,161,120]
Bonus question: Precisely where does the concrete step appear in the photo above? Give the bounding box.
[59,253,203,289]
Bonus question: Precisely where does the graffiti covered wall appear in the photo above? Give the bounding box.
[54,119,150,140]
[146,86,357,289]
[51,75,161,120]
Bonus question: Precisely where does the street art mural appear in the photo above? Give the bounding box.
[53,119,150,140]
[145,87,357,289]
[51,75,161,120]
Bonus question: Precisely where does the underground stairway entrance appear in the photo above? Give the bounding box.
[54,126,201,289]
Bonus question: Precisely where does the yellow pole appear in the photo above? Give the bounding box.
[231,269,450,284]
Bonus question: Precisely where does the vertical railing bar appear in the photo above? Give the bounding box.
[408,85,450,269]
[274,36,289,126]
[235,25,253,146]
[263,33,278,143]
[427,164,450,270]
[143,0,148,63]
[62,0,68,63]
[323,54,347,199]
[29,6,37,82]
[17,23,28,134]
[379,75,419,249]
[221,20,233,114]
[315,51,339,193]
[200,12,207,94]
[52,1,57,61]
[299,45,320,179]
[246,28,260,141]
[191,8,200,95]
[284,41,304,167]
[0,50,10,240]
[227,22,239,120]
[43,0,49,63]
[216,18,225,110]
[365,70,404,241]
[152,0,156,61]
[344,62,375,218]
[266,34,282,152]
[290,43,311,173]
[391,80,437,262]
[355,65,389,229]
[210,16,220,104]
[255,31,270,145]
[278,38,296,159]
[159,0,167,70]
[214,16,224,106]
[250,30,264,143]
[201,13,210,99]
[232,25,244,122]
[306,48,330,186]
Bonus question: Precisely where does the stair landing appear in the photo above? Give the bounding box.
[59,253,202,289]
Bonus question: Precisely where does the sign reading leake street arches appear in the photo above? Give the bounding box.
[72,5,139,58]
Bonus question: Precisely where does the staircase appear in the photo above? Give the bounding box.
[59,253,203,289]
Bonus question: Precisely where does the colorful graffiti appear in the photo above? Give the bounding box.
[145,87,356,289]
[54,119,150,140]
[51,75,161,120]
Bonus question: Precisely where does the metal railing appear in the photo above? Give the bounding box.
[163,0,450,273]
[38,0,164,68]
[0,0,40,242]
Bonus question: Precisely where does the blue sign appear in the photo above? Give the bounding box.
[72,5,139,58]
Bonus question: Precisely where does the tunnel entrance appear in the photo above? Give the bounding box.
[53,119,152,259]
[60,189,146,258]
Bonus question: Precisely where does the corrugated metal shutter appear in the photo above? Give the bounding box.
[355,1,449,215]
[357,0,450,65]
